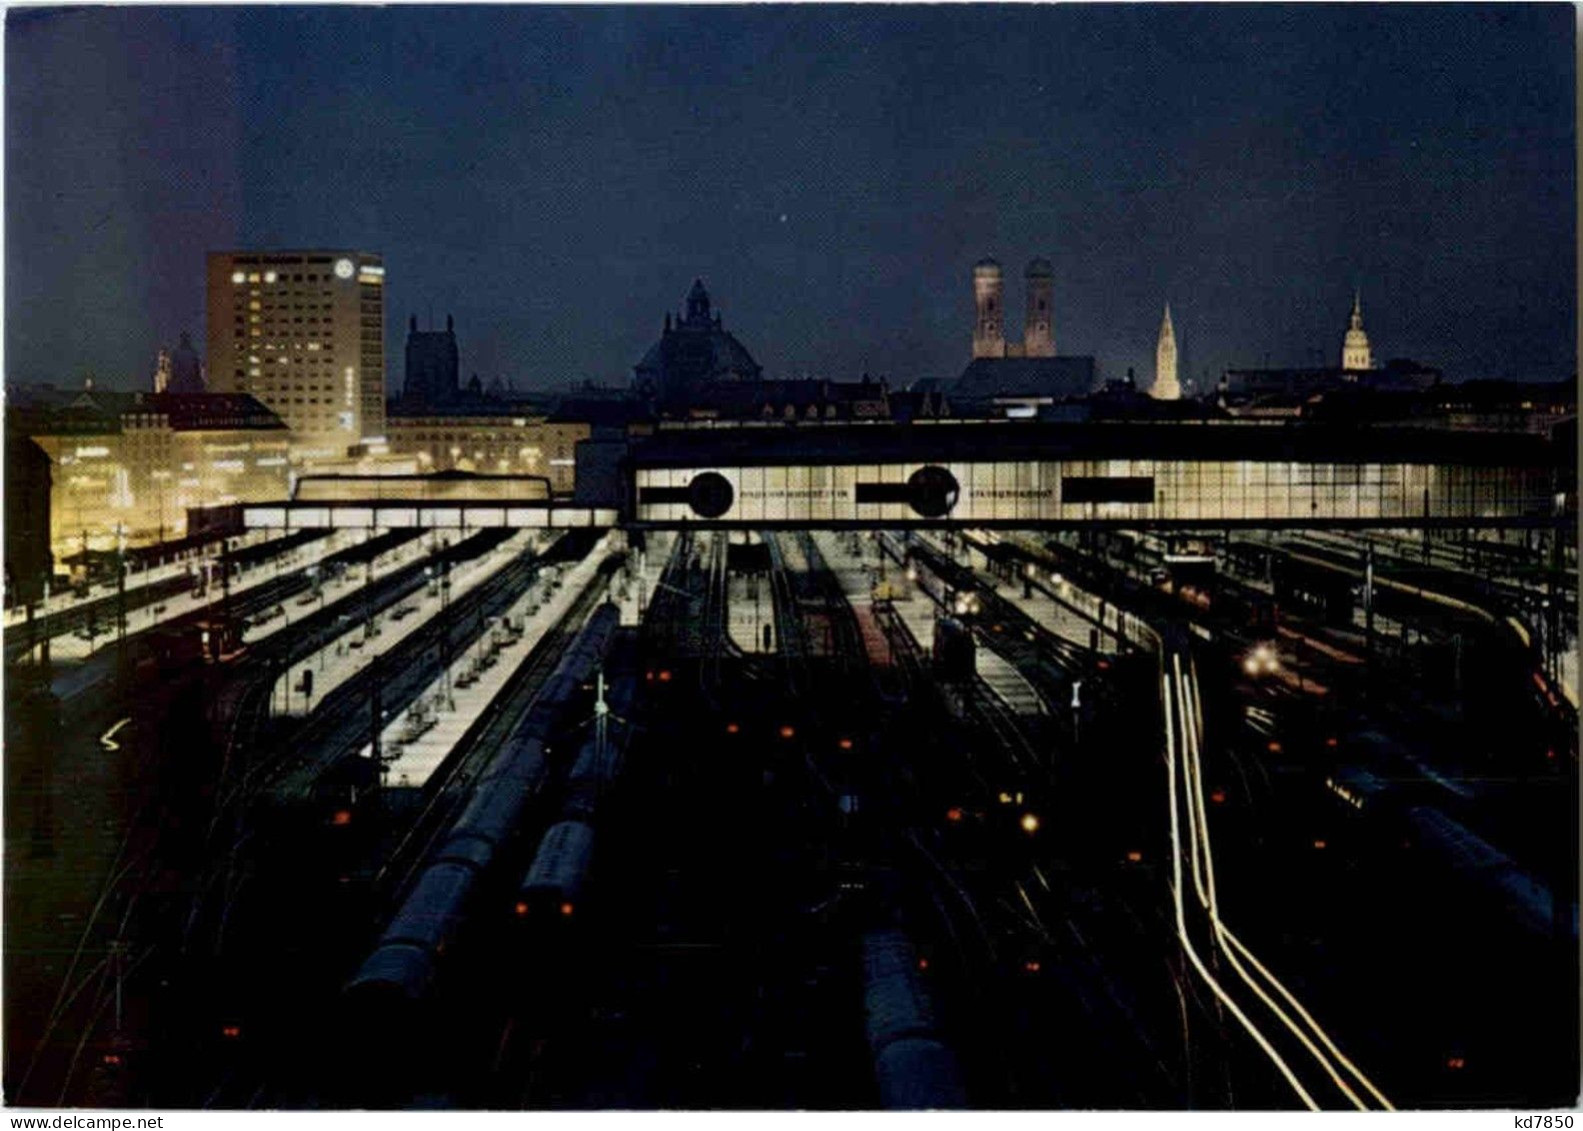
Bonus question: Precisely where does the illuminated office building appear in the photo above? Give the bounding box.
[206,250,386,459]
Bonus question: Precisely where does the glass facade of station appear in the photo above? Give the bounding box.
[632,458,1557,526]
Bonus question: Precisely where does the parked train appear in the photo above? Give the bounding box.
[342,603,621,1018]
[861,928,968,1109]
[1319,737,1575,944]
[513,651,642,926]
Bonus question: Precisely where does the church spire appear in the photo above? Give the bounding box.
[685,278,712,324]
[1153,303,1180,400]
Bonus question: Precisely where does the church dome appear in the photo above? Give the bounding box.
[1341,291,1373,370]
[634,280,762,408]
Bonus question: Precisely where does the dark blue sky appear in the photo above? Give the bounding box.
[6,4,1575,393]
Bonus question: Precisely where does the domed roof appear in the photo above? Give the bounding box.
[634,280,762,406]
[974,256,1002,273]
[1025,257,1053,277]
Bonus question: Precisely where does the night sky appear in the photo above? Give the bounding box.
[6,4,1575,394]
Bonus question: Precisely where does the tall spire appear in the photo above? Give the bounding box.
[1153,303,1180,400]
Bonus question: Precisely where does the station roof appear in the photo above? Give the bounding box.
[624,419,1559,469]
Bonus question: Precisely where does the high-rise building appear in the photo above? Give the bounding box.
[403,313,460,407]
[1153,304,1180,400]
[1341,290,1373,371]
[206,250,386,458]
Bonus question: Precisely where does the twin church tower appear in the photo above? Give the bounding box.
[971,257,1056,360]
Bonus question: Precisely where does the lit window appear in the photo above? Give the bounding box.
[264,271,278,283]
[231,271,245,284]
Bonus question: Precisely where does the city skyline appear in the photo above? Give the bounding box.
[6,5,1576,392]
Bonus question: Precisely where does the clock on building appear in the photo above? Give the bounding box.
[334,258,355,279]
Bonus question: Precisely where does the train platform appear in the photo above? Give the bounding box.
[268,531,539,716]
[622,531,676,627]
[35,530,365,663]
[372,531,619,789]
[882,535,1050,714]
[2,529,282,628]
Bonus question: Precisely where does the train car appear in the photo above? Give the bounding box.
[515,819,595,921]
[1162,535,1217,588]
[931,616,976,684]
[343,603,621,1017]
[513,654,642,930]
[1321,765,1394,819]
[861,928,967,1109]
[1270,547,1356,627]
[1405,806,1577,942]
[196,614,247,662]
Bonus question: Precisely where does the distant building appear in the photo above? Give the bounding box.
[955,255,1094,417]
[11,384,290,555]
[947,356,1098,419]
[972,258,1007,359]
[633,279,762,414]
[382,410,589,496]
[152,350,172,394]
[403,314,460,408]
[168,330,205,393]
[1153,304,1180,400]
[973,257,1056,359]
[1024,258,1055,358]
[206,250,386,458]
[4,436,52,606]
[674,375,895,423]
[1341,291,1374,371]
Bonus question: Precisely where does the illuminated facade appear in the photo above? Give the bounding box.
[1153,305,1180,400]
[206,250,386,457]
[382,413,589,496]
[974,257,1058,360]
[972,258,1006,358]
[1024,258,1056,358]
[625,422,1561,528]
[1342,291,1374,371]
[18,391,291,556]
